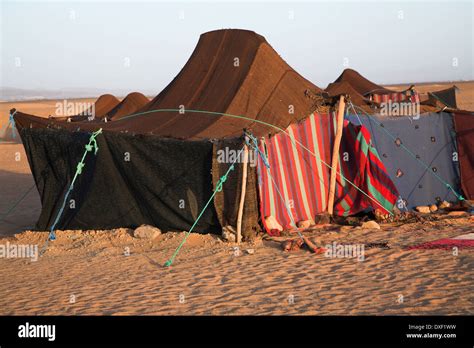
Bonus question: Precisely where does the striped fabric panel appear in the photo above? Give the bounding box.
[334,121,400,216]
[372,92,420,104]
[257,113,399,232]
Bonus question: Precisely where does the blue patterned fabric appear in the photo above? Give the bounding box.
[346,112,461,209]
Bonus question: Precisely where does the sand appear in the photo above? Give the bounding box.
[0,84,473,315]
[0,98,96,119]
[0,216,472,315]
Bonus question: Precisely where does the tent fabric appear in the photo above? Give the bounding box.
[14,29,323,140]
[426,86,458,109]
[331,68,393,96]
[371,90,420,104]
[324,81,371,107]
[53,94,121,122]
[257,113,399,230]
[452,112,474,199]
[108,92,150,121]
[212,138,261,239]
[18,127,221,233]
[347,112,461,208]
[77,94,120,121]
[90,94,121,118]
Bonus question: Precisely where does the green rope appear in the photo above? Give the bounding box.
[164,147,244,267]
[40,128,103,256]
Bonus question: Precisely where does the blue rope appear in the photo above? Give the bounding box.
[9,111,17,139]
[245,132,270,168]
[0,110,17,142]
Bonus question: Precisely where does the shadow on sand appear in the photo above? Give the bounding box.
[0,168,41,236]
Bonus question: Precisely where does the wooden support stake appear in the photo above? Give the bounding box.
[236,137,249,244]
[327,95,346,215]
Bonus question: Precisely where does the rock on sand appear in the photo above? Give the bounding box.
[133,225,161,239]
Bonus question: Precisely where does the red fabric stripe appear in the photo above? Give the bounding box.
[294,118,318,215]
[269,138,291,227]
[271,134,294,228]
[279,127,307,223]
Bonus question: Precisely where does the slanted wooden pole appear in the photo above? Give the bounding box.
[327,95,346,215]
[236,136,249,244]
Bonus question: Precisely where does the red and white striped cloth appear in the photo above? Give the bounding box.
[256,113,399,232]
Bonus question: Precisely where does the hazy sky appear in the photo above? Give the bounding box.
[1,0,472,95]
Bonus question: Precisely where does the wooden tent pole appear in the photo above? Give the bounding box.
[327,95,346,215]
[236,136,249,244]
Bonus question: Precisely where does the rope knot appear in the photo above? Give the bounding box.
[76,162,85,175]
[216,175,227,192]
[245,131,270,168]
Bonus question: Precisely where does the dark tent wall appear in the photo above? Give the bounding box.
[426,87,458,109]
[18,127,222,233]
[453,112,474,200]
[212,139,261,240]
[347,112,461,208]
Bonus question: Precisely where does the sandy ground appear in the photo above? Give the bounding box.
[0,216,472,315]
[0,84,473,315]
[0,98,96,118]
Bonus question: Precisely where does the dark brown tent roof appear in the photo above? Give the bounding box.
[330,68,393,96]
[423,86,458,109]
[53,94,121,122]
[324,81,372,107]
[93,94,121,118]
[15,29,323,140]
[108,92,150,120]
[50,93,121,122]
